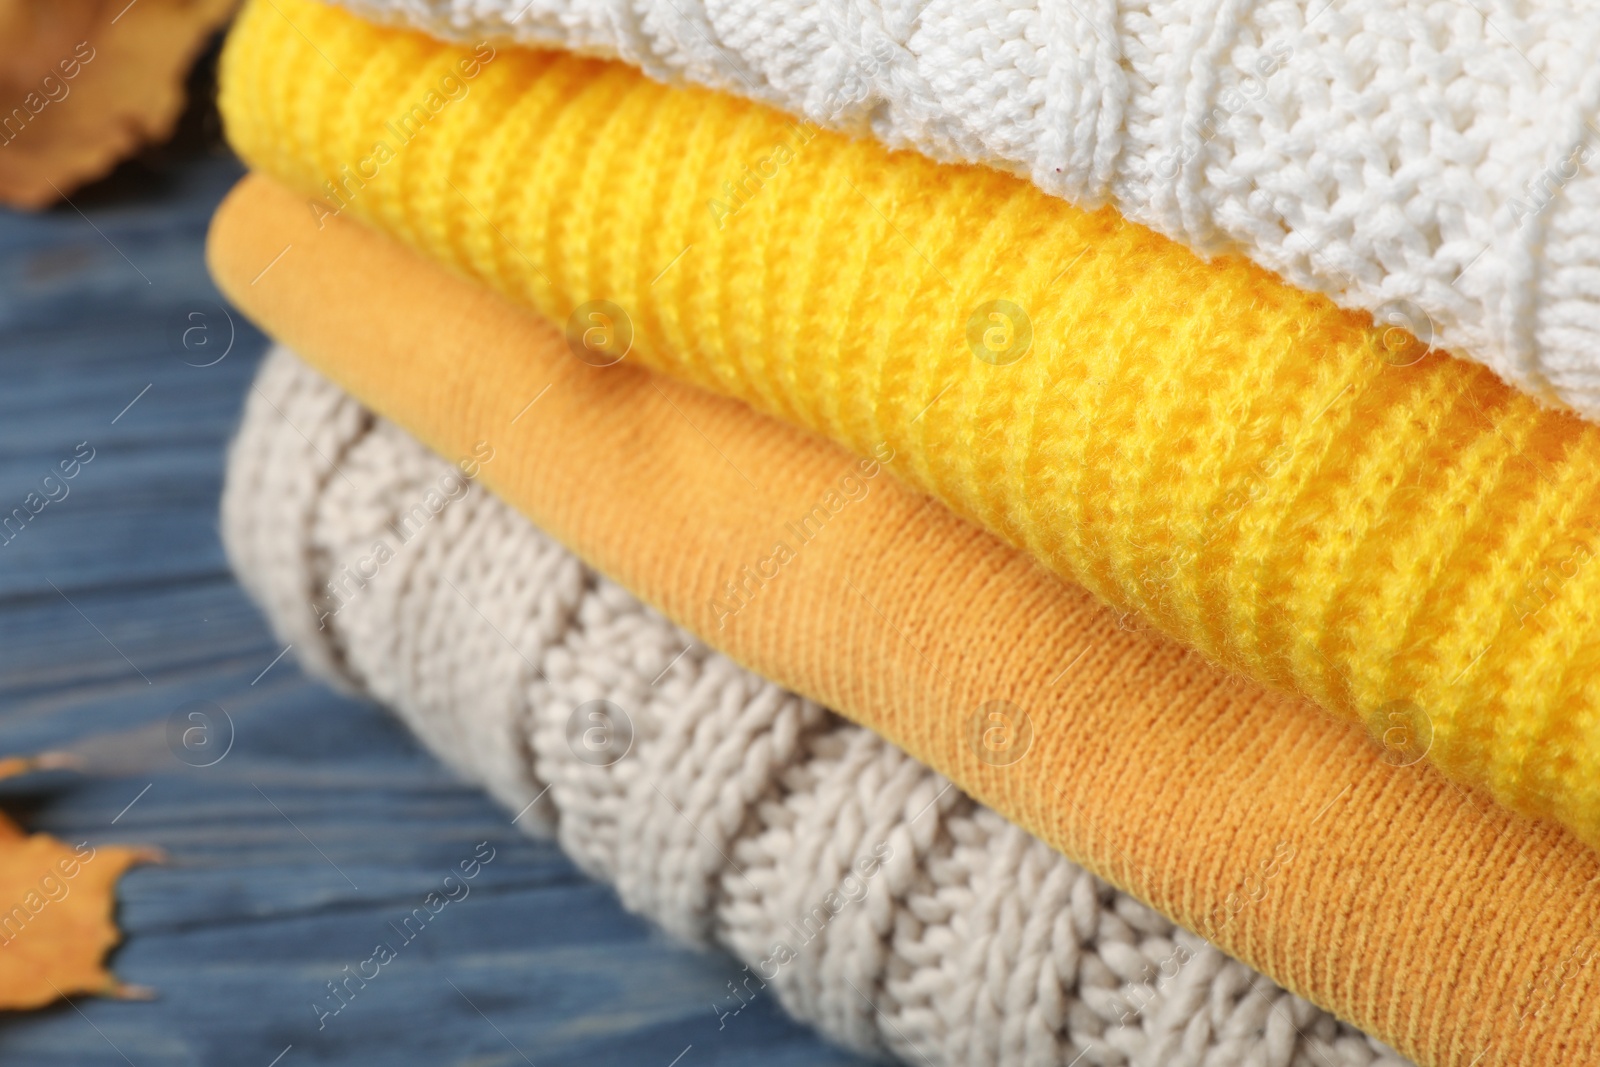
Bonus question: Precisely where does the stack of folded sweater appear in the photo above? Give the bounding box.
[208,2,1600,1064]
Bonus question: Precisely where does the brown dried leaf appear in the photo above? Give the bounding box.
[0,0,238,209]
[0,751,160,1010]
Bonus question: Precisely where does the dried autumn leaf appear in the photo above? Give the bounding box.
[0,0,238,209]
[0,751,160,1010]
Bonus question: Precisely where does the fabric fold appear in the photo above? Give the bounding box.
[225,343,1408,1067]
[208,170,1600,1067]
[216,0,1600,852]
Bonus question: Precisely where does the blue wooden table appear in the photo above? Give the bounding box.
[0,124,867,1066]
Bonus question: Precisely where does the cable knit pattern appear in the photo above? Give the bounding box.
[324,0,1600,418]
[221,345,1409,1067]
[221,2,1600,850]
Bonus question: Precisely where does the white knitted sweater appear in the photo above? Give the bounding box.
[330,0,1600,421]
[222,346,1411,1067]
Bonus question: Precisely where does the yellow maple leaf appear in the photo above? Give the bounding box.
[0,753,161,1010]
[0,0,238,209]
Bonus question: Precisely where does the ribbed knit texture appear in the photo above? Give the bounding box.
[225,345,1409,1067]
[220,0,1600,850]
[333,0,1600,422]
[207,172,1600,1067]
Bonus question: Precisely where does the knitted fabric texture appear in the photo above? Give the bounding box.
[225,344,1409,1067]
[327,0,1600,419]
[207,172,1600,1067]
[221,0,1600,850]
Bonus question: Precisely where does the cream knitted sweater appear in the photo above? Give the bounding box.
[222,346,1410,1067]
[330,0,1600,421]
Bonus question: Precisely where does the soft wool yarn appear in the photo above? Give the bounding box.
[329,0,1600,419]
[220,1,1600,850]
[209,171,1600,1067]
[223,345,1409,1067]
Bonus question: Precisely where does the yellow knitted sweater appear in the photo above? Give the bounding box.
[220,0,1600,848]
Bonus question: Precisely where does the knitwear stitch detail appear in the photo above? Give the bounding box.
[219,1,1600,850]
[327,0,1600,420]
[225,343,1412,1067]
[207,172,1600,1067]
